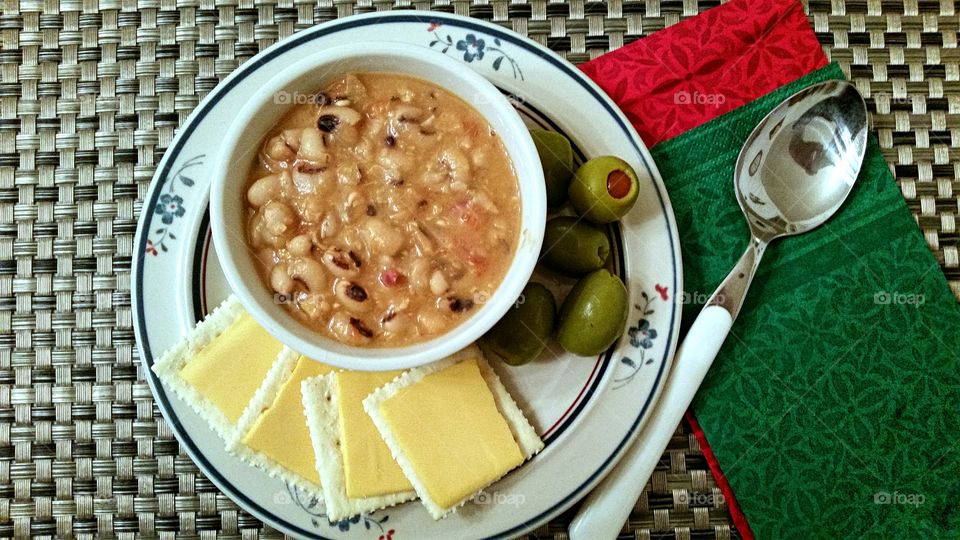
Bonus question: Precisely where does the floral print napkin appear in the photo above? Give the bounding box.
[581,0,960,537]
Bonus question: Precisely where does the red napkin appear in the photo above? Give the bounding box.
[581,0,827,145]
[580,0,827,536]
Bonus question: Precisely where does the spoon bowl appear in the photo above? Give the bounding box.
[712,80,869,320]
[736,81,869,241]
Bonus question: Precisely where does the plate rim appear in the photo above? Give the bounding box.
[132,10,683,539]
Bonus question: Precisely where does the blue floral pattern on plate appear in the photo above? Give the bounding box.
[629,319,658,349]
[457,33,485,61]
[145,154,203,255]
[155,194,185,225]
[427,22,525,80]
[613,285,666,389]
[286,483,393,538]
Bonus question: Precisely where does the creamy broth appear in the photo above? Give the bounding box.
[244,72,521,347]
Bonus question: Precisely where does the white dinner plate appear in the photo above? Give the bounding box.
[132,11,682,539]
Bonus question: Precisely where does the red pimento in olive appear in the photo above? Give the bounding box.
[606,170,633,199]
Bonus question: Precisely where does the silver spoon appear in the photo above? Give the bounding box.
[570,80,868,540]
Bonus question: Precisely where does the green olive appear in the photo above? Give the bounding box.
[480,282,557,366]
[541,216,611,277]
[569,156,640,224]
[530,129,574,207]
[557,269,629,357]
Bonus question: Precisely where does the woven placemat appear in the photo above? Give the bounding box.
[0,0,956,538]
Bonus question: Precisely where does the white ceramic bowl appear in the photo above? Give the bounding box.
[209,42,545,371]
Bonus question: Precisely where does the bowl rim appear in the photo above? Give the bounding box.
[208,41,546,371]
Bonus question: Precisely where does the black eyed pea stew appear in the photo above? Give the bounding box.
[244,72,521,347]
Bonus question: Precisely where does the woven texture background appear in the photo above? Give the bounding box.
[0,0,956,538]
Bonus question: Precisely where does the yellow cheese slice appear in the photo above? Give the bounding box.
[336,370,412,497]
[179,312,281,423]
[242,355,334,484]
[377,357,524,509]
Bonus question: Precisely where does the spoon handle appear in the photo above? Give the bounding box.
[568,305,733,540]
[569,238,769,540]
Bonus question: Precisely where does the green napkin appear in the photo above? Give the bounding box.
[652,63,960,538]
